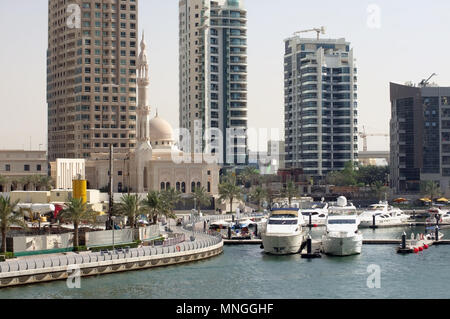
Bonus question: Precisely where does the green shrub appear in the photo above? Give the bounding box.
[73,246,88,252]
[0,252,14,260]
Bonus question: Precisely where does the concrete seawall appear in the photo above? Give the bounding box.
[0,231,223,288]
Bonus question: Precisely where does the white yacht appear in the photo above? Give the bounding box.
[359,202,409,228]
[300,202,329,226]
[322,214,363,256]
[425,207,450,224]
[327,196,357,215]
[261,208,306,255]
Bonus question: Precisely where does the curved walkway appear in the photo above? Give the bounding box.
[0,227,223,288]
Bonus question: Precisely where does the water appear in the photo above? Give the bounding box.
[1,226,450,299]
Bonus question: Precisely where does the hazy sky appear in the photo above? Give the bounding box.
[1,0,450,152]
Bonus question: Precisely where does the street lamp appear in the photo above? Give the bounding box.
[111,216,116,251]
[190,209,196,241]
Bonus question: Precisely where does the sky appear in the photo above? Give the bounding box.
[1,0,450,152]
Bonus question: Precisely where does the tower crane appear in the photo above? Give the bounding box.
[293,26,326,40]
[359,126,389,152]
[419,73,437,88]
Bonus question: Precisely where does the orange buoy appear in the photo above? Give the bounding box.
[424,244,429,249]
[414,248,419,254]
[418,246,423,252]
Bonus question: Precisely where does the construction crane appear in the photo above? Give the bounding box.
[419,73,437,87]
[359,126,389,152]
[293,26,326,40]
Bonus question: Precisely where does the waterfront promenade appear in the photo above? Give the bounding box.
[0,225,223,288]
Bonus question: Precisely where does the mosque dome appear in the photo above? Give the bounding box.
[149,113,175,147]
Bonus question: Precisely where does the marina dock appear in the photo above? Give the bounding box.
[223,238,450,245]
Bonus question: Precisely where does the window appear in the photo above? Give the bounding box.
[5,164,10,172]
[24,165,30,172]
[37,165,42,171]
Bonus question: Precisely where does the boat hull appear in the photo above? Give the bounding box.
[359,219,407,228]
[262,232,305,255]
[322,234,363,256]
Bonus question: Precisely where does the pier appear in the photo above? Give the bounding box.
[223,238,450,246]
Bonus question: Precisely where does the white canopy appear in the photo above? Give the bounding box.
[17,203,55,213]
[238,219,257,226]
[211,220,231,227]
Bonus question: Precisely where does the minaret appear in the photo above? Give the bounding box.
[135,31,152,193]
[137,32,151,143]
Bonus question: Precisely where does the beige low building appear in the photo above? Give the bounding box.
[0,150,49,192]
[50,159,85,189]
[10,191,50,204]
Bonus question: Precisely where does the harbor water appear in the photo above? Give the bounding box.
[1,226,450,299]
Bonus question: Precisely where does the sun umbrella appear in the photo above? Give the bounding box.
[437,198,449,202]
[420,198,432,202]
[394,198,408,203]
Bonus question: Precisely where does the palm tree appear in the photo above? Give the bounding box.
[191,186,212,215]
[8,178,19,191]
[141,191,163,224]
[19,176,33,191]
[0,176,7,192]
[282,181,298,206]
[59,198,97,248]
[372,181,388,201]
[114,194,142,228]
[238,167,260,188]
[421,181,442,203]
[160,188,182,220]
[219,174,243,214]
[0,196,27,253]
[36,176,54,191]
[250,186,267,212]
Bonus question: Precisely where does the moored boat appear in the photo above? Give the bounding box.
[322,214,363,256]
[261,207,306,255]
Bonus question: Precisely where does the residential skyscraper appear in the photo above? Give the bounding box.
[284,36,359,178]
[47,0,138,161]
[390,82,450,195]
[179,0,248,166]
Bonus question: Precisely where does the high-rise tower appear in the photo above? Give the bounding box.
[284,35,359,178]
[179,0,248,166]
[47,0,138,161]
